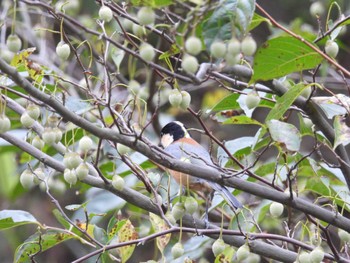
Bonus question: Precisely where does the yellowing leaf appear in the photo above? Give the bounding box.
[214,246,235,263]
[10,47,43,83]
[10,47,36,67]
[76,222,95,237]
[223,115,263,126]
[117,219,138,263]
[149,213,171,255]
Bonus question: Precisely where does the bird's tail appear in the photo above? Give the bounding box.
[210,182,243,210]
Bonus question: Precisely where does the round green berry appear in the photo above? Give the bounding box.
[225,53,241,66]
[53,127,63,143]
[212,238,227,257]
[185,36,202,56]
[298,251,311,263]
[310,1,325,16]
[269,202,284,218]
[6,34,22,52]
[20,112,35,128]
[210,41,226,58]
[117,144,132,155]
[245,92,261,109]
[42,128,56,145]
[139,43,155,62]
[137,7,155,25]
[310,247,324,263]
[56,42,70,60]
[168,89,183,107]
[227,38,241,55]
[78,135,93,153]
[76,163,89,180]
[112,174,125,191]
[325,40,339,58]
[0,115,11,133]
[236,244,250,261]
[20,169,35,189]
[184,196,198,214]
[26,104,40,120]
[338,229,350,242]
[171,202,185,220]
[64,168,77,185]
[63,152,83,169]
[241,36,257,56]
[181,55,199,74]
[132,23,144,36]
[99,5,113,22]
[180,91,191,109]
[32,135,45,149]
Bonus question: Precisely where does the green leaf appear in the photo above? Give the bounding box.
[258,93,275,109]
[251,36,323,83]
[202,0,255,48]
[159,44,180,60]
[311,95,349,119]
[267,120,301,152]
[235,0,256,36]
[223,115,263,126]
[254,162,276,177]
[339,19,350,27]
[14,229,74,263]
[0,210,38,230]
[266,83,309,121]
[298,114,314,137]
[333,116,350,149]
[65,204,83,211]
[210,93,240,112]
[0,152,18,199]
[52,209,71,229]
[248,12,271,31]
[130,0,172,7]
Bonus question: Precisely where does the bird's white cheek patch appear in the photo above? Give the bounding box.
[161,134,174,148]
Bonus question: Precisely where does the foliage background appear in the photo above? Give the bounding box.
[0,0,350,262]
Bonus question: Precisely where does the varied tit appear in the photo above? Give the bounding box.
[160,121,242,210]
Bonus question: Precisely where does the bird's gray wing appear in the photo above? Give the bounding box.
[164,141,213,165]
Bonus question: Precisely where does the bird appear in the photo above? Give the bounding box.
[160,121,242,210]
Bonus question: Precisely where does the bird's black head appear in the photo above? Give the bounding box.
[160,121,189,147]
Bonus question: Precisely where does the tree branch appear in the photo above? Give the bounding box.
[1,58,350,235]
